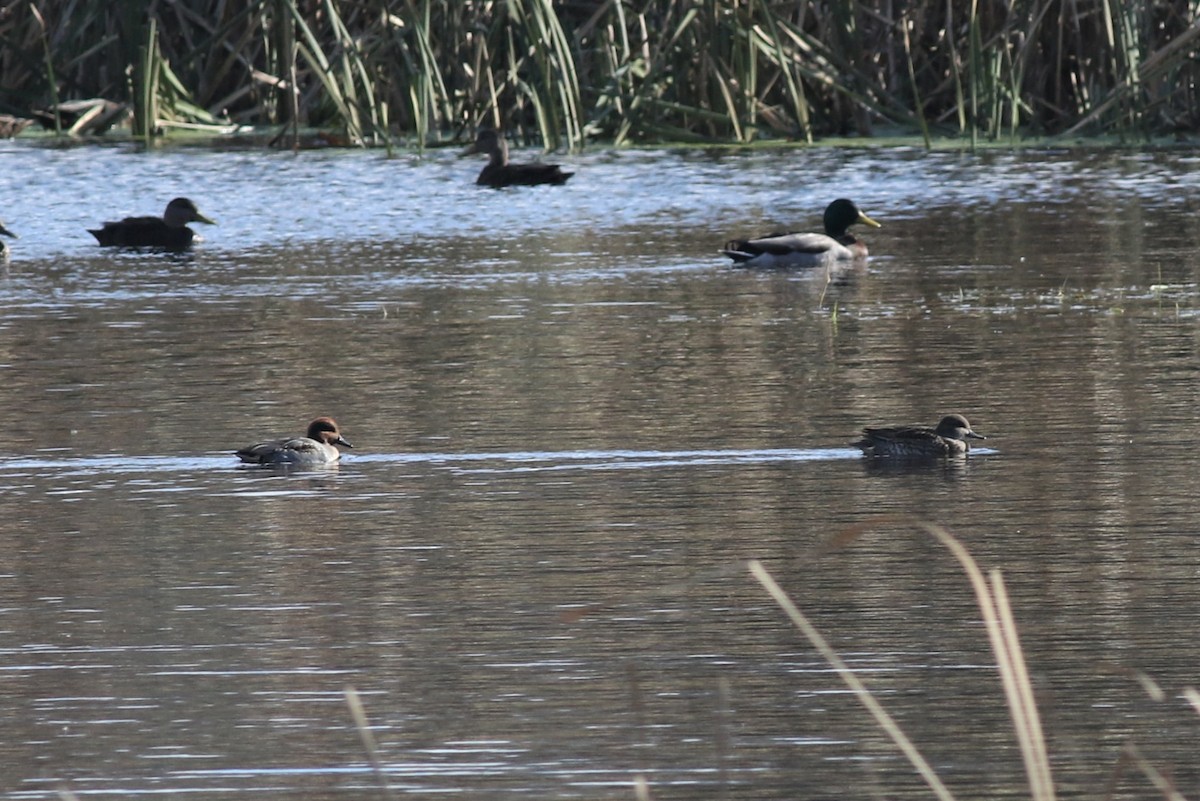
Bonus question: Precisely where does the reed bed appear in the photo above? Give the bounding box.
[4,1,1198,146]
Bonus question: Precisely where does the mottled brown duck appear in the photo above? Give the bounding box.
[854,414,987,458]
[236,417,353,467]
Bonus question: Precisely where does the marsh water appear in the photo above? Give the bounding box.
[2,141,1200,800]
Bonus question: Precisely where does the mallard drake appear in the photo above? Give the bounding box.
[722,198,881,268]
[464,129,574,188]
[88,197,215,249]
[854,414,986,458]
[236,417,353,466]
[0,220,16,264]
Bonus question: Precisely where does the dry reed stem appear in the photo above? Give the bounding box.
[748,559,959,801]
[1118,742,1189,801]
[1184,686,1200,716]
[345,685,399,801]
[752,516,1057,801]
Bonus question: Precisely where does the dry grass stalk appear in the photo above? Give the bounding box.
[750,516,1057,801]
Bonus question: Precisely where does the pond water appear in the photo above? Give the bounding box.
[1,140,1200,800]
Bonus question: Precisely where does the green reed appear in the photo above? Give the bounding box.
[135,19,159,142]
[3,0,1200,146]
[28,4,61,136]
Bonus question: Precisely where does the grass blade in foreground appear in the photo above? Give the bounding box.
[747,560,958,801]
[345,685,399,801]
[749,517,1056,801]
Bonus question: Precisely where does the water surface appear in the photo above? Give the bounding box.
[1,142,1199,800]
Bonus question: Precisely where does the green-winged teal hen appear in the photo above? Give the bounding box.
[464,130,574,188]
[854,414,986,457]
[89,197,215,249]
[236,417,353,466]
[723,198,881,268]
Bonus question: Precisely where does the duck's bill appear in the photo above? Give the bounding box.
[858,211,882,228]
[966,431,987,439]
[196,212,217,225]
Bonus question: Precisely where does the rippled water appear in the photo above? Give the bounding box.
[2,140,1200,800]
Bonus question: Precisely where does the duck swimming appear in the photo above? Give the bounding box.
[464,129,574,188]
[89,197,215,249]
[722,198,881,268]
[236,417,353,466]
[0,220,16,265]
[854,414,986,458]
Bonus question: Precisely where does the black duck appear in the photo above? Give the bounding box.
[464,130,573,188]
[89,197,215,249]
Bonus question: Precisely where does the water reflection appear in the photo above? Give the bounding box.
[0,447,859,480]
[2,143,1200,799]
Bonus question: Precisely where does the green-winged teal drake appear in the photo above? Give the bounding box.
[89,197,215,249]
[236,417,353,466]
[0,220,16,265]
[854,414,986,457]
[723,198,881,268]
[464,130,574,188]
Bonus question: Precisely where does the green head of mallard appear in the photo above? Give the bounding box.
[824,198,881,238]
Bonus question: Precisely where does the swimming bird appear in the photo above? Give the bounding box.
[463,129,574,188]
[88,197,215,249]
[854,414,986,458]
[235,417,353,466]
[0,219,16,265]
[722,198,881,267]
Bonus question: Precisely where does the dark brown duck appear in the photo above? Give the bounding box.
[0,219,16,265]
[464,130,574,188]
[89,197,215,249]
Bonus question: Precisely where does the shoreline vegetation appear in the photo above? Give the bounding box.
[1,1,1199,149]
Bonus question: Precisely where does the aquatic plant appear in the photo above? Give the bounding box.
[4,1,1200,145]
